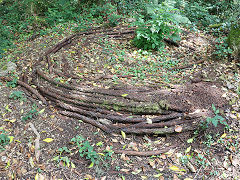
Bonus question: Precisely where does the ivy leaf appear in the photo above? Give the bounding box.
[212,119,218,127]
[212,104,216,112]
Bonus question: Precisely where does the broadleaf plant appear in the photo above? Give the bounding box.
[133,0,191,51]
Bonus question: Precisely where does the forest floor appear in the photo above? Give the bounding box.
[0,24,240,180]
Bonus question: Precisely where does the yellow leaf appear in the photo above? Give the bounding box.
[43,138,54,143]
[185,146,191,153]
[71,162,76,168]
[3,119,16,123]
[121,131,126,139]
[97,153,105,156]
[5,105,12,112]
[38,108,45,114]
[88,162,94,168]
[220,133,227,138]
[5,160,10,169]
[9,136,14,143]
[35,173,39,180]
[169,165,186,172]
[121,94,128,97]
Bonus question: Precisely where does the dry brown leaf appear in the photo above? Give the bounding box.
[175,125,183,132]
[120,168,130,173]
[173,174,180,180]
[121,153,130,161]
[111,138,118,143]
[106,146,111,151]
[101,176,107,180]
[128,142,138,151]
[149,160,156,168]
[160,154,167,159]
[231,155,240,167]
[30,145,35,153]
[85,174,93,180]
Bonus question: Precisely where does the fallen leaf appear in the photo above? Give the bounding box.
[30,145,35,153]
[112,138,118,143]
[187,138,194,143]
[173,174,180,180]
[85,174,93,179]
[120,153,130,161]
[43,138,54,143]
[35,173,39,180]
[88,162,94,168]
[29,157,35,168]
[71,162,76,168]
[101,176,107,180]
[128,142,138,151]
[9,136,14,143]
[149,160,156,168]
[160,154,166,159]
[120,169,130,173]
[3,119,16,123]
[106,146,111,151]
[146,118,152,124]
[175,125,183,132]
[153,173,163,178]
[220,133,227,138]
[121,94,128,97]
[121,131,126,139]
[169,165,186,172]
[231,156,240,167]
[131,168,141,175]
[38,108,45,114]
[185,146,191,153]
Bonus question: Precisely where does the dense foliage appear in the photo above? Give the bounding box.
[0,0,239,55]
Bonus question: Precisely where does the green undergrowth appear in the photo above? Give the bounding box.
[53,134,114,170]
[178,104,239,178]
[0,129,10,152]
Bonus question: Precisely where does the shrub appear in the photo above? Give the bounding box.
[133,0,190,51]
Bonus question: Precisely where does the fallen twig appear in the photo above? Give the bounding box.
[27,122,41,162]
[114,145,177,156]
